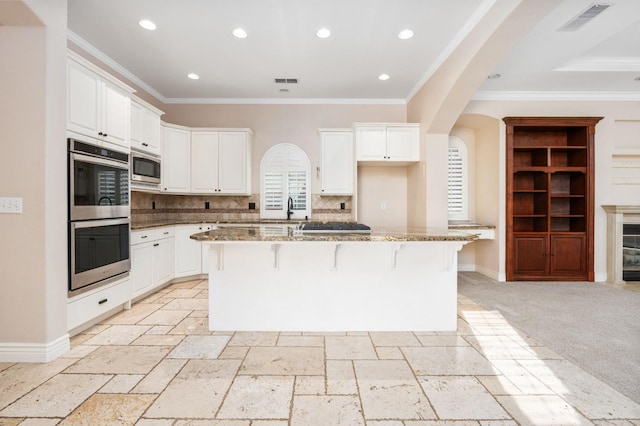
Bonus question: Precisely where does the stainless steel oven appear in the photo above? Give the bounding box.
[69,217,131,292]
[68,137,131,294]
[69,138,129,221]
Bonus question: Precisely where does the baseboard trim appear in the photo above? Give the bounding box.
[0,334,70,363]
[458,264,502,281]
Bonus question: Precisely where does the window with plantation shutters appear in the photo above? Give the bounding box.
[448,137,467,221]
[261,143,311,219]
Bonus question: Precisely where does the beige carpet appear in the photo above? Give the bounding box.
[458,272,640,404]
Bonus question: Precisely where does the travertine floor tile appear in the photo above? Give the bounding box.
[240,346,324,375]
[131,358,187,394]
[16,419,63,426]
[162,298,208,311]
[137,309,192,326]
[489,360,554,395]
[416,335,470,347]
[164,288,202,298]
[65,345,171,374]
[136,418,178,425]
[167,335,230,359]
[83,325,151,345]
[101,303,164,325]
[60,344,99,358]
[295,375,325,395]
[419,376,509,420]
[131,334,185,346]
[326,360,357,395]
[369,331,421,347]
[145,359,240,419]
[228,331,278,346]
[291,395,365,425]
[168,317,211,335]
[218,346,249,360]
[173,421,249,426]
[98,374,144,393]
[375,346,405,360]
[496,395,592,426]
[402,346,498,376]
[277,335,324,347]
[354,360,435,420]
[59,393,155,425]
[189,310,209,318]
[217,375,294,419]
[0,358,78,410]
[326,336,377,359]
[0,363,15,372]
[145,325,174,335]
[0,374,111,417]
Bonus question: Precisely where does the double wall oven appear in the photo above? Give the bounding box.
[68,137,131,295]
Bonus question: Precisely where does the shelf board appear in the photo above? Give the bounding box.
[513,214,547,218]
[514,189,547,193]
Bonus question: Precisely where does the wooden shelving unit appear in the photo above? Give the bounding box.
[505,117,602,281]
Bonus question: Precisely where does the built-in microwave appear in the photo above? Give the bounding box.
[131,150,161,185]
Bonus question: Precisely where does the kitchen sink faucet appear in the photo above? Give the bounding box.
[287,196,294,220]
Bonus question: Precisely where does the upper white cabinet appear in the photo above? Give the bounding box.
[355,124,419,164]
[131,97,163,155]
[67,52,133,149]
[162,125,191,193]
[319,129,353,195]
[191,130,252,195]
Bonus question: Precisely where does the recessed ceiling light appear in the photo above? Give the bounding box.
[487,73,502,79]
[635,76,640,81]
[279,88,289,93]
[138,19,156,31]
[398,29,414,40]
[187,73,200,80]
[378,74,390,81]
[316,28,331,39]
[232,28,248,38]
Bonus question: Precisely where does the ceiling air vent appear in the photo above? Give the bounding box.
[558,3,610,32]
[274,78,298,84]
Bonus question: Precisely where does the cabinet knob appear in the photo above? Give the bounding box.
[141,235,148,239]
[98,132,103,136]
[104,133,108,137]
[153,243,159,247]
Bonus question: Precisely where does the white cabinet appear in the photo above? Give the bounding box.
[175,224,208,277]
[67,277,131,332]
[131,97,163,155]
[130,227,175,299]
[355,124,419,163]
[67,53,132,148]
[320,130,353,195]
[162,125,191,193]
[191,130,252,195]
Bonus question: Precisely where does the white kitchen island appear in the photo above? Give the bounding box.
[191,225,476,331]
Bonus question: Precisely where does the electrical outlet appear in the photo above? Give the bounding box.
[0,197,23,214]
[248,202,256,210]
[380,202,386,210]
[152,201,156,210]
[340,202,346,210]
[205,201,210,209]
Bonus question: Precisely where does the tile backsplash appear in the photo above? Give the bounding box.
[131,191,352,225]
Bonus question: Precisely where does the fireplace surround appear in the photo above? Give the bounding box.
[603,205,640,283]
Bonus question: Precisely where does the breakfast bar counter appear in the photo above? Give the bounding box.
[191,225,477,332]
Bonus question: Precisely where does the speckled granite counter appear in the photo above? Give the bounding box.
[190,225,478,242]
[131,219,341,231]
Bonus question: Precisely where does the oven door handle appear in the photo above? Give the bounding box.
[71,151,129,171]
[71,217,130,229]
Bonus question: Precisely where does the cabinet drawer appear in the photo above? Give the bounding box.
[131,226,174,245]
[68,279,132,331]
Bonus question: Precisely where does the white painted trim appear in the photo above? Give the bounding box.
[475,264,500,281]
[67,30,167,103]
[458,264,476,272]
[0,334,70,363]
[164,98,407,105]
[405,0,497,102]
[472,91,640,102]
[555,57,640,72]
[594,272,608,283]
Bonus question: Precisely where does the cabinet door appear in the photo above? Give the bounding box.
[321,131,353,195]
[153,238,175,285]
[175,225,203,277]
[130,102,143,150]
[191,132,220,193]
[162,127,191,192]
[218,132,249,194]
[550,234,587,277]
[131,243,154,297]
[142,109,161,154]
[513,235,548,277]
[102,81,130,147]
[67,60,101,138]
[356,127,386,161]
[386,126,418,161]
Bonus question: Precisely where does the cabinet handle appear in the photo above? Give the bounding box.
[142,142,148,146]
[98,132,103,136]
[104,133,108,137]
[140,235,148,239]
[153,243,159,247]
[163,231,169,235]
[98,298,108,305]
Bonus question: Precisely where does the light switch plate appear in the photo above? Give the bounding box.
[0,197,23,213]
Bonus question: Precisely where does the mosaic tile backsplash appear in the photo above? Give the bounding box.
[131,191,353,226]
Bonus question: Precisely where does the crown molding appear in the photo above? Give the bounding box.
[555,57,640,72]
[164,98,407,105]
[472,91,640,101]
[67,30,168,103]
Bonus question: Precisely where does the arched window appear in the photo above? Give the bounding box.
[260,143,311,220]
[448,136,468,221]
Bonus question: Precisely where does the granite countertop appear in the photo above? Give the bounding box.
[130,219,329,231]
[447,222,496,230]
[189,225,478,243]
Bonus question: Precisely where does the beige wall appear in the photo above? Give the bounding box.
[0,0,68,350]
[356,166,408,230]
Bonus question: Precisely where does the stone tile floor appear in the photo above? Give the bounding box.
[1,278,639,425]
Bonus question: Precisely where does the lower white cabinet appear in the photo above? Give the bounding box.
[131,227,175,299]
[67,277,131,332]
[175,224,210,277]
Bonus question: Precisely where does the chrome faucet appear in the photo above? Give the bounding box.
[287,196,294,220]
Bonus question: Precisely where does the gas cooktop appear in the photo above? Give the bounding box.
[295,222,372,234]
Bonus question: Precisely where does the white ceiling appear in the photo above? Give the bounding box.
[66,0,640,103]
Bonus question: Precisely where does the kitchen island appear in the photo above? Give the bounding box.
[191,225,477,331]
